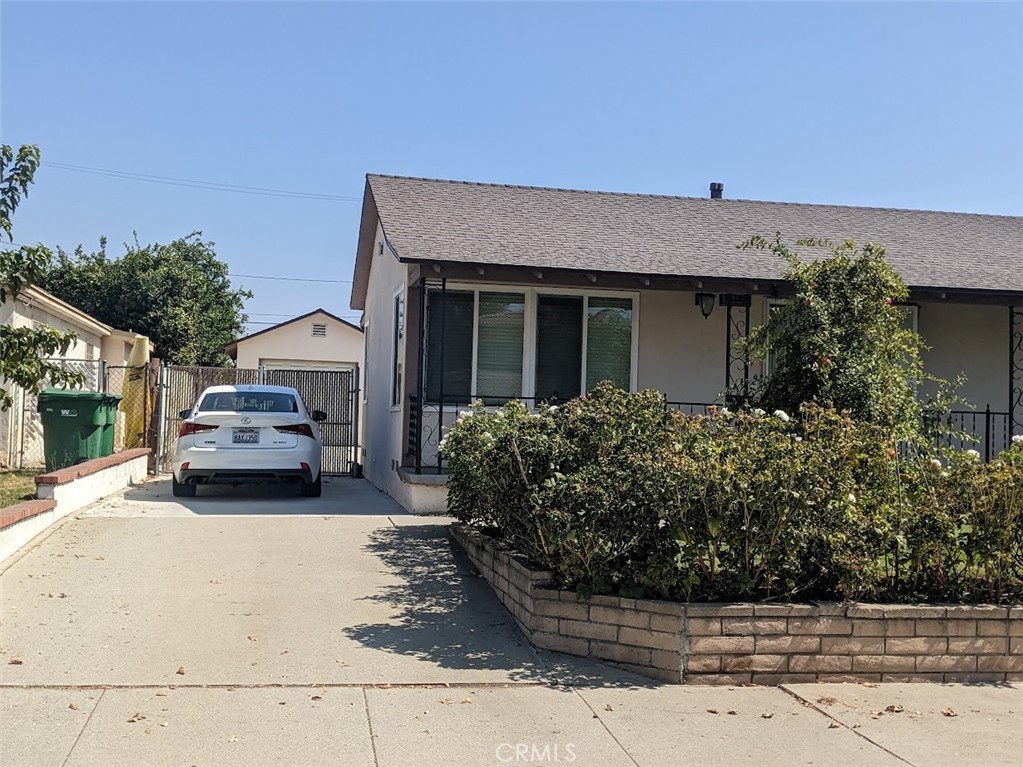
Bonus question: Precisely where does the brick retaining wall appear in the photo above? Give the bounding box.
[451,523,1023,685]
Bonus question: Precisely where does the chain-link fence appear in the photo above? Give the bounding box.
[4,359,105,469]
[105,365,152,451]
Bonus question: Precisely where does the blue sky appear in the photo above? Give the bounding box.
[2,1,1021,329]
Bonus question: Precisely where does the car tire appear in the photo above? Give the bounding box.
[301,473,322,498]
[172,475,196,498]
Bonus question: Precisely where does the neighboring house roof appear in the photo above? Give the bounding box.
[351,174,1023,308]
[225,308,363,359]
[12,285,113,338]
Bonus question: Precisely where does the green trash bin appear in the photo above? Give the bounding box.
[37,389,108,471]
[100,394,122,457]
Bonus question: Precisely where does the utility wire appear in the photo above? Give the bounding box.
[43,161,362,202]
[6,243,353,286]
[230,272,352,284]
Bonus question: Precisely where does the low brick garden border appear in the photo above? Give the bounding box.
[451,523,1023,685]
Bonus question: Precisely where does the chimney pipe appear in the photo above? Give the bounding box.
[710,182,724,200]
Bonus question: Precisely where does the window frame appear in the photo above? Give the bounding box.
[391,286,405,410]
[425,283,640,406]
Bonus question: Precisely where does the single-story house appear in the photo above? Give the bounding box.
[226,308,364,373]
[350,174,1023,513]
[0,285,149,468]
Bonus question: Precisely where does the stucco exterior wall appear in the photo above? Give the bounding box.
[234,314,363,371]
[918,301,1008,411]
[361,224,411,502]
[637,291,771,403]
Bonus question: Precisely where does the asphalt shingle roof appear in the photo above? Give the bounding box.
[359,174,1022,301]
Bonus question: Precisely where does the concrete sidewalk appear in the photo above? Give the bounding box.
[1,477,1020,765]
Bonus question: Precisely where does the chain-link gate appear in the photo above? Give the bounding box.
[263,368,360,476]
[156,365,359,477]
[104,365,151,451]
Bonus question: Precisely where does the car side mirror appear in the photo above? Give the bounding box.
[179,408,192,419]
[311,410,327,422]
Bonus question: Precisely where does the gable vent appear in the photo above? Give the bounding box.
[312,323,327,337]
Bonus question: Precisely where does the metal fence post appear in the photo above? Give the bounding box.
[156,364,169,472]
[985,404,992,462]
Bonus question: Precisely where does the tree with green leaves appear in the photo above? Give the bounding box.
[43,233,252,366]
[739,234,953,441]
[0,144,83,411]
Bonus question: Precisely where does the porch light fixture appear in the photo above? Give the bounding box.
[695,292,716,319]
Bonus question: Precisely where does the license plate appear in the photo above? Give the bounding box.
[232,428,259,444]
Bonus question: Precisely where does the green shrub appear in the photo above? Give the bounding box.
[444,383,1023,603]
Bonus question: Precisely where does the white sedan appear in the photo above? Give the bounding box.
[171,384,324,498]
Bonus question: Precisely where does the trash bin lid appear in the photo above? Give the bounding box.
[38,388,108,402]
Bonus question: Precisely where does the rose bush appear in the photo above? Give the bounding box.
[444,383,1023,603]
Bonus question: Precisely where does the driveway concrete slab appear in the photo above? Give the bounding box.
[0,513,546,686]
[366,685,635,767]
[62,686,373,767]
[0,687,101,767]
[785,682,1023,767]
[575,685,904,766]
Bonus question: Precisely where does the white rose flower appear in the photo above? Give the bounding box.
[548,405,559,413]
[1013,435,1023,446]
[847,492,856,504]
[965,449,981,460]
[720,407,732,418]
[658,519,667,529]
[930,458,943,470]
[752,408,766,417]
[457,410,472,422]
[773,409,790,422]
[940,470,950,478]
[794,436,803,442]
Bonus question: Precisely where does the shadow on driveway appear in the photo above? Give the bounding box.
[116,475,407,516]
[342,522,658,689]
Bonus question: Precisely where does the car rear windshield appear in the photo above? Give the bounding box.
[197,392,298,413]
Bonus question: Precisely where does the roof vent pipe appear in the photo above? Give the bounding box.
[710,182,724,200]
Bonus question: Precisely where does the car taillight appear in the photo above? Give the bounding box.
[274,424,315,439]
[179,422,219,438]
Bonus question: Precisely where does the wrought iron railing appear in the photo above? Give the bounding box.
[926,407,1011,462]
[405,397,1015,475]
[408,393,547,473]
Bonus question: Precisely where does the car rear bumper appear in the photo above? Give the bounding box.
[176,467,315,485]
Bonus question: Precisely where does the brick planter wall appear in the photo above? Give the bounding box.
[451,523,1023,685]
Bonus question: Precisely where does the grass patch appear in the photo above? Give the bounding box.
[0,470,37,508]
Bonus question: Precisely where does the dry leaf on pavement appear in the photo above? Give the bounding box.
[942,707,958,717]
[247,635,259,642]
[127,712,146,723]
[816,696,838,706]
[828,721,841,729]
[68,703,80,711]
[885,704,904,714]
[760,713,774,719]
[311,695,323,701]
[706,709,719,715]
[8,658,23,665]
[176,666,186,675]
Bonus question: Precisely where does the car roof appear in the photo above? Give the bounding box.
[199,384,301,396]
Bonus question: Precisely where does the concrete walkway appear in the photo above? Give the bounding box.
[1,477,1020,765]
